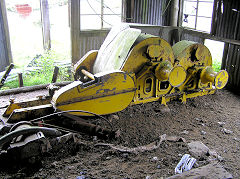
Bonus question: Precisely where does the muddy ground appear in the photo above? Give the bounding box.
[0,89,239,178]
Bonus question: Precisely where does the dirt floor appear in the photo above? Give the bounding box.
[0,89,239,178]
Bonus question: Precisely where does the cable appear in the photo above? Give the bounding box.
[162,0,172,16]
[31,121,81,134]
[95,0,122,16]
[30,110,113,130]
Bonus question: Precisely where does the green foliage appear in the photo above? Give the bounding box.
[1,79,18,90]
[58,66,73,82]
[1,51,72,90]
[212,60,222,72]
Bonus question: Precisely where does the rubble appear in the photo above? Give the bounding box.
[167,162,233,179]
[187,141,209,159]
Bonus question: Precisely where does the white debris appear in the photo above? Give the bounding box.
[217,122,225,127]
[222,128,233,134]
[180,130,189,135]
[175,154,196,174]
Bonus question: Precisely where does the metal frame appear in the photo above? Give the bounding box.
[181,0,214,32]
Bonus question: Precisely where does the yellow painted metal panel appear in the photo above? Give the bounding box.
[52,71,135,116]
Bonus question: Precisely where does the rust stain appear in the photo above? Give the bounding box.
[96,87,116,94]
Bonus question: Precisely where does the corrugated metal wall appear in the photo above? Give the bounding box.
[180,31,204,44]
[222,44,240,89]
[213,0,240,40]
[77,0,172,61]
[212,0,240,90]
[130,0,171,26]
[78,30,109,60]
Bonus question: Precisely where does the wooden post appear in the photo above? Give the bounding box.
[18,73,23,87]
[51,66,59,83]
[170,0,179,27]
[0,0,13,71]
[40,0,51,51]
[221,43,229,70]
[178,0,184,27]
[70,0,81,64]
[195,0,199,29]
[210,0,218,36]
[123,0,134,22]
[0,63,14,87]
[101,0,103,28]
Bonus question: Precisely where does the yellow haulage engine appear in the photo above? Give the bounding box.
[51,24,228,116]
[0,25,230,164]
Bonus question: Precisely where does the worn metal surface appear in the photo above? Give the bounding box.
[61,116,116,139]
[122,33,175,73]
[172,40,228,91]
[3,96,51,117]
[52,71,136,116]
[93,25,141,74]
[8,104,53,122]
[74,50,98,78]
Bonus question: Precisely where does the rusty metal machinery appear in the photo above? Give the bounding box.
[52,25,228,116]
[3,24,228,119]
[0,25,229,165]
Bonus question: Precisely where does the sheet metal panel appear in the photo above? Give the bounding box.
[131,0,168,26]
[78,30,109,60]
[180,32,204,44]
[222,44,240,89]
[215,0,240,41]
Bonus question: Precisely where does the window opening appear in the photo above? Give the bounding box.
[182,0,214,33]
[204,39,224,72]
[80,0,122,30]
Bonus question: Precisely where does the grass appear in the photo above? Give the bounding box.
[1,51,73,90]
[212,60,222,72]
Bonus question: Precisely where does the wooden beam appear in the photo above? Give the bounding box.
[0,81,71,96]
[210,0,218,35]
[40,0,51,51]
[70,0,81,64]
[181,28,240,46]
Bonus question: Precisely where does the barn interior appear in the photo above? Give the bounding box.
[0,0,239,178]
